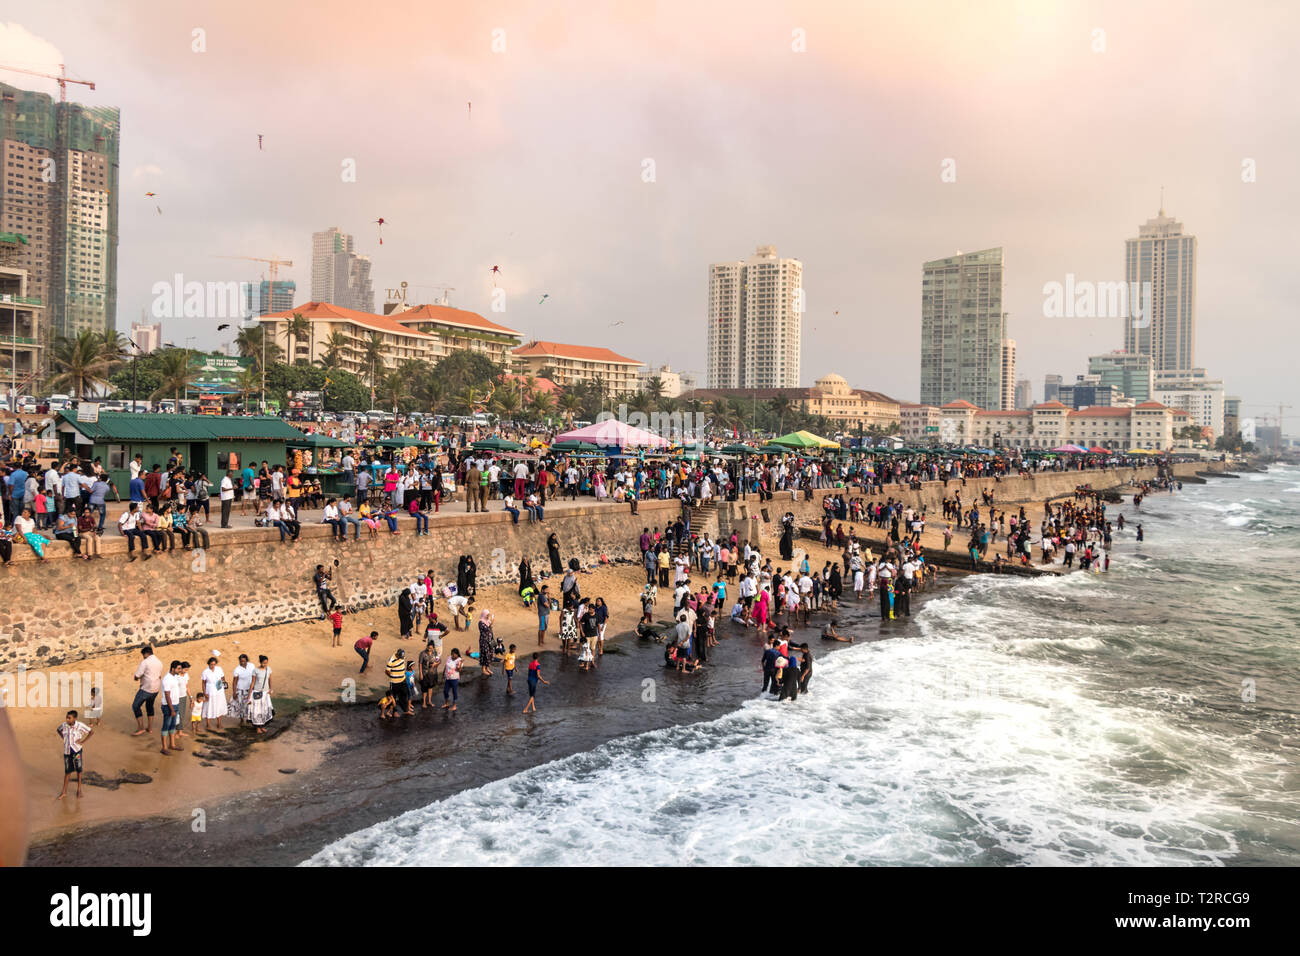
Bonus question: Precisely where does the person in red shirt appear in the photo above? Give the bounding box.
[330,609,345,647]
[354,630,376,673]
[523,653,549,714]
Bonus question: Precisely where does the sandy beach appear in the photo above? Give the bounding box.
[12,476,1086,854]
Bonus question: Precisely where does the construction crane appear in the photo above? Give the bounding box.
[410,282,456,306]
[213,254,294,412]
[214,254,294,313]
[0,63,95,102]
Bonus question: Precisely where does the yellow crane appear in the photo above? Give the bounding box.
[0,63,95,102]
[214,254,294,411]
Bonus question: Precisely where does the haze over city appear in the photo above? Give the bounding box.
[2,0,1297,412]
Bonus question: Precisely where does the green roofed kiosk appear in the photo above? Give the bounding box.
[56,410,308,493]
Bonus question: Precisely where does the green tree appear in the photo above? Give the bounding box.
[234,366,261,410]
[150,348,201,406]
[529,390,556,422]
[558,391,583,426]
[318,330,352,370]
[283,312,312,365]
[235,324,282,371]
[360,332,386,387]
[435,350,502,395]
[378,370,411,412]
[47,329,111,399]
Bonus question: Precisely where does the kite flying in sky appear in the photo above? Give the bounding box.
[258,134,263,150]
[145,192,161,215]
[374,218,386,245]
[538,294,550,305]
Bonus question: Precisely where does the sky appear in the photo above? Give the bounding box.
[2,0,1297,427]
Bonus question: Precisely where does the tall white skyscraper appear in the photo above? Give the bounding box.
[311,226,375,313]
[920,247,1007,410]
[1000,338,1017,410]
[706,245,802,388]
[1124,207,1197,373]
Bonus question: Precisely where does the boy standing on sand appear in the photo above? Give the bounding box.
[329,607,344,647]
[523,653,549,713]
[504,644,517,695]
[56,710,93,799]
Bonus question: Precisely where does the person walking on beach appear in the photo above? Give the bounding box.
[386,649,413,716]
[537,585,551,645]
[248,656,273,733]
[130,645,163,737]
[504,644,517,695]
[418,640,441,708]
[200,656,228,731]
[523,653,549,713]
[159,660,181,755]
[56,710,93,799]
[478,609,497,676]
[442,649,463,712]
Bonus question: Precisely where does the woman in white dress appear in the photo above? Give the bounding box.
[247,656,273,733]
[199,656,228,730]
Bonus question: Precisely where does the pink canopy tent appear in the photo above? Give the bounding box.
[554,419,669,448]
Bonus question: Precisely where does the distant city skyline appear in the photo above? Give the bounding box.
[2,3,1295,417]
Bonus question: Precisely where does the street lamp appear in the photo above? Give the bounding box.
[126,340,143,411]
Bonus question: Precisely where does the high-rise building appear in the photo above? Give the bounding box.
[1088,351,1153,403]
[1124,207,1197,373]
[1000,338,1016,410]
[311,227,374,313]
[1014,379,1032,410]
[0,81,120,350]
[920,247,1007,410]
[1044,373,1063,403]
[244,279,296,317]
[707,245,801,388]
[130,320,162,354]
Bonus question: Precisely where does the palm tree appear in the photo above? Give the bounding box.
[529,390,556,422]
[557,391,583,426]
[379,370,410,413]
[150,348,200,407]
[283,312,312,365]
[768,395,794,434]
[48,329,110,399]
[234,366,261,410]
[235,324,282,371]
[491,387,522,422]
[455,384,483,416]
[318,330,352,370]
[96,330,130,371]
[645,376,665,400]
[361,332,386,387]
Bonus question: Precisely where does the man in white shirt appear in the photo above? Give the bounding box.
[219,471,236,528]
[448,593,471,630]
[160,661,181,755]
[513,460,530,499]
[131,645,163,736]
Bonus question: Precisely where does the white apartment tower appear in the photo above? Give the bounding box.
[707,245,802,388]
[1124,206,1197,373]
[1000,338,1017,411]
[311,226,375,313]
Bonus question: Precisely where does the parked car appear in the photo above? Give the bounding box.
[47,393,73,412]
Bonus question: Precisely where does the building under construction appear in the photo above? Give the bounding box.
[0,79,120,384]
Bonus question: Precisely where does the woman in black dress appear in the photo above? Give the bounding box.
[464,555,477,596]
[519,557,535,597]
[547,533,562,574]
[398,588,414,639]
[456,555,469,596]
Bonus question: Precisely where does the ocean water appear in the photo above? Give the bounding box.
[303,466,1300,867]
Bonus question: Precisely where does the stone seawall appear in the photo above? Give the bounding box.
[1,465,1178,671]
[705,466,1160,550]
[0,498,682,671]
